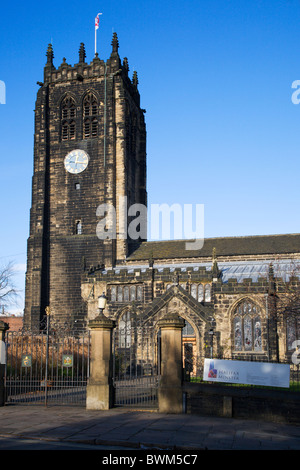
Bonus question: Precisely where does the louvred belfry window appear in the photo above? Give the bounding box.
[61,96,76,141]
[83,93,98,139]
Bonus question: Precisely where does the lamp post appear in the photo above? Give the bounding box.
[97,292,107,316]
[87,291,115,410]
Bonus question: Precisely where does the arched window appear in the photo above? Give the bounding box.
[182,320,195,337]
[109,285,143,302]
[61,96,76,141]
[234,316,242,351]
[244,315,252,351]
[191,283,211,303]
[254,316,262,351]
[233,300,262,352]
[123,286,129,302]
[119,311,131,349]
[287,316,300,351]
[111,286,117,302]
[198,284,204,302]
[117,286,123,302]
[191,284,197,299]
[130,286,136,301]
[62,96,76,119]
[83,93,98,139]
[137,285,143,301]
[204,284,211,302]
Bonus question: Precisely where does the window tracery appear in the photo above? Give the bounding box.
[233,300,262,352]
[61,96,76,141]
[110,285,143,302]
[83,93,98,138]
[287,316,300,351]
[190,283,211,302]
[118,311,132,349]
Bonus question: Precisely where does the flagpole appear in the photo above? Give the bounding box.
[95,13,102,56]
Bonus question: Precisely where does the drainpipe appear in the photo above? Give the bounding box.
[265,293,270,361]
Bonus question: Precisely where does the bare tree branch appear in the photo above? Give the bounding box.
[0,261,19,309]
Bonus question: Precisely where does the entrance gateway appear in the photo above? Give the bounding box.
[112,314,198,407]
[3,321,159,408]
[112,311,160,408]
[3,313,198,407]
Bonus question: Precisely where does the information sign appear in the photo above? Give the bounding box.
[203,358,290,388]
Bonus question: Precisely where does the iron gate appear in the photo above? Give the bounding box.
[5,320,90,406]
[112,311,160,408]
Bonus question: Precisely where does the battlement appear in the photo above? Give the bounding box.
[84,263,214,285]
[42,33,140,103]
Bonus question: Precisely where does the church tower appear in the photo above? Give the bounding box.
[24,34,147,329]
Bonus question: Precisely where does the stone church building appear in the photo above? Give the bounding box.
[24,34,300,373]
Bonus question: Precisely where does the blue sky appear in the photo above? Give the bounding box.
[1,0,300,313]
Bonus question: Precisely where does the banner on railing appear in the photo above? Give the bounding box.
[203,358,290,388]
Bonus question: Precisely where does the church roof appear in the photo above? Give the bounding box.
[127,233,300,261]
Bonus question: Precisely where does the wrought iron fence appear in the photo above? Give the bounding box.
[5,318,90,406]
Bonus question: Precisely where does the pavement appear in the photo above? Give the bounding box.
[0,405,300,452]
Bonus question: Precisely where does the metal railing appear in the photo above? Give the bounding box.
[5,324,90,406]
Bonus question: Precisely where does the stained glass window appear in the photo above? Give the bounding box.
[254,317,262,351]
[234,316,242,351]
[287,317,300,351]
[119,311,131,348]
[233,301,262,352]
[182,321,195,337]
[244,315,252,351]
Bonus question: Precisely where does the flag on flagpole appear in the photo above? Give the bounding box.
[95,13,102,30]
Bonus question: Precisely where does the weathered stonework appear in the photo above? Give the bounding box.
[24,35,147,329]
[24,34,300,371]
[81,249,300,368]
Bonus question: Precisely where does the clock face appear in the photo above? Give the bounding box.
[64,149,89,174]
